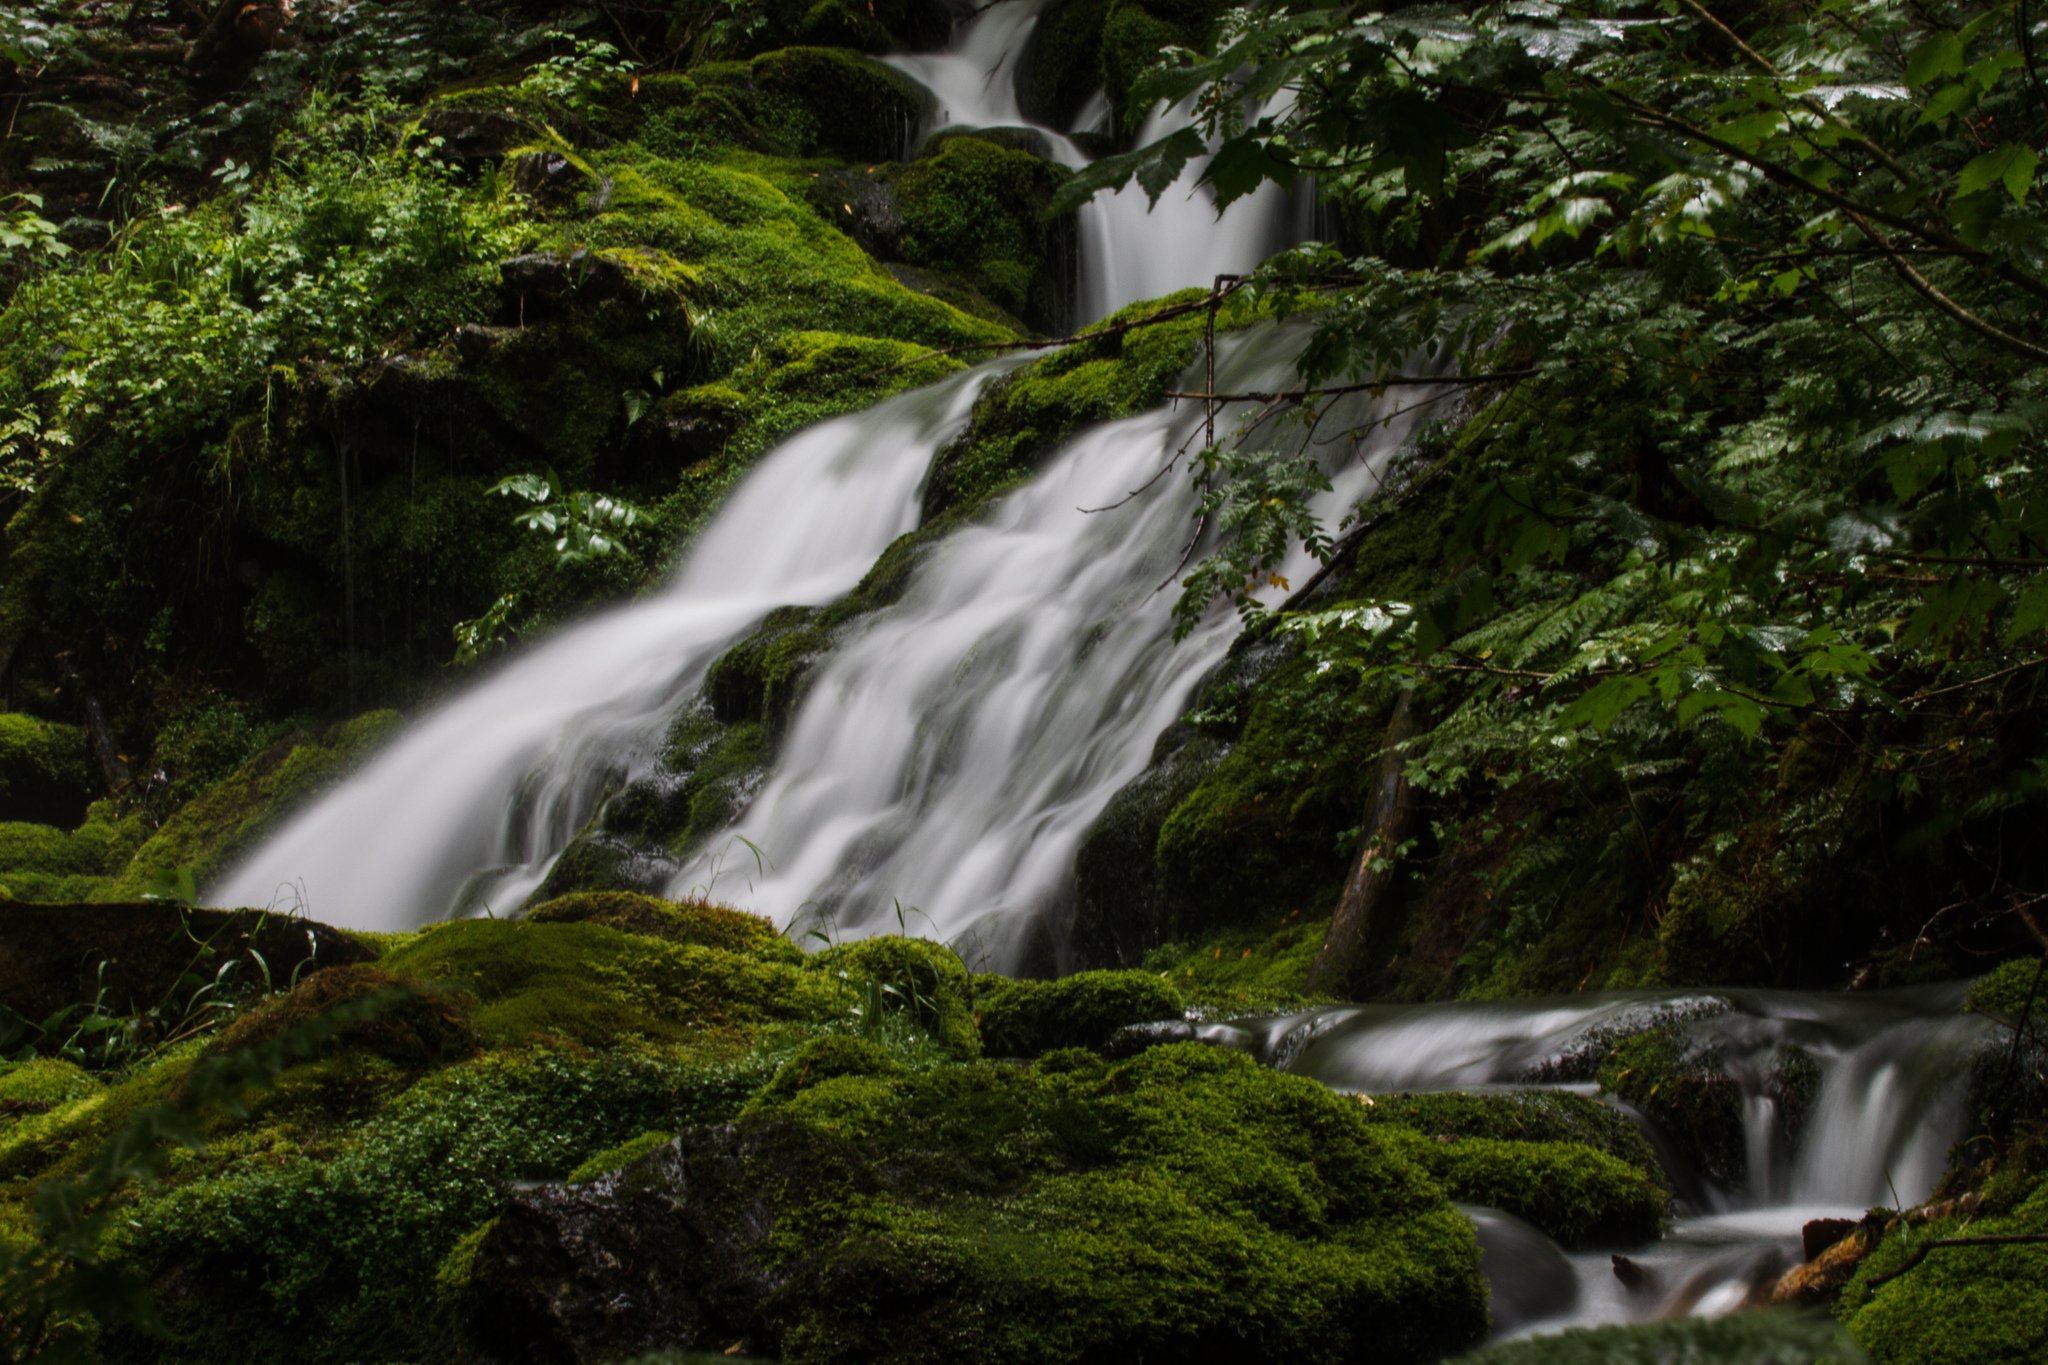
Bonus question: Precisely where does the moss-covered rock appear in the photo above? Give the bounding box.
[1361,1088,1665,1185]
[974,969,1181,1056]
[527,890,799,962]
[639,49,927,163]
[809,935,981,1058]
[1596,1028,1747,1190]
[742,1033,907,1110]
[1968,956,2046,1017]
[1137,915,1334,1012]
[206,962,479,1072]
[887,137,1074,330]
[467,1043,1489,1364]
[0,1057,101,1125]
[0,714,94,825]
[1377,1127,1665,1248]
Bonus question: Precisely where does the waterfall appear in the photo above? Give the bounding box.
[211,0,1323,942]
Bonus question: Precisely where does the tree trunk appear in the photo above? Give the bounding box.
[1307,690,1424,995]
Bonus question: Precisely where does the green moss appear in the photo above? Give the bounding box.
[741,0,950,59]
[208,963,479,1072]
[0,1038,209,1182]
[1968,956,2046,1017]
[890,137,1072,327]
[567,1129,675,1182]
[975,970,1182,1056]
[118,1046,784,1364]
[380,918,842,1049]
[742,1033,906,1111]
[740,1043,1487,1363]
[0,713,93,825]
[434,1218,499,1303]
[1377,1127,1665,1248]
[526,890,799,962]
[109,711,402,901]
[1140,916,1336,1012]
[1841,1170,2048,1364]
[1361,1089,1664,1183]
[809,935,981,1058]
[0,1057,102,1124]
[1596,1029,1747,1189]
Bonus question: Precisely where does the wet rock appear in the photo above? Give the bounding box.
[511,150,593,209]
[1098,1018,1199,1058]
[1771,1221,1876,1305]
[1518,995,1734,1084]
[1611,1253,1657,1293]
[806,166,902,259]
[1467,1206,1579,1333]
[0,901,372,1027]
[469,1126,785,1365]
[1802,1216,1858,1261]
[419,107,540,167]
[498,250,633,322]
[454,323,515,361]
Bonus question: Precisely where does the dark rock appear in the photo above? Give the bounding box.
[1611,1253,1656,1292]
[1802,1216,1857,1262]
[469,1126,788,1365]
[419,107,540,167]
[454,323,515,361]
[806,166,902,259]
[919,125,1062,161]
[510,150,592,208]
[498,250,632,321]
[1099,1018,1199,1058]
[0,901,372,1029]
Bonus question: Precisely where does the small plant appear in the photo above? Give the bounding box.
[519,30,636,113]
[490,470,647,565]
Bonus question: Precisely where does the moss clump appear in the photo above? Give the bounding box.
[118,1046,783,1364]
[0,1039,209,1182]
[1840,1170,2048,1364]
[1968,956,2046,1017]
[0,714,94,825]
[742,1034,906,1110]
[890,137,1072,328]
[527,890,799,963]
[740,0,951,59]
[1377,1127,1666,1248]
[381,918,842,1049]
[207,963,479,1072]
[567,1130,675,1183]
[1140,917,1337,1013]
[809,936,981,1058]
[975,970,1182,1056]
[1362,1089,1665,1183]
[1017,0,1114,130]
[110,711,402,900]
[482,1042,1487,1363]
[0,1057,102,1123]
[1597,1028,1747,1189]
[642,49,926,162]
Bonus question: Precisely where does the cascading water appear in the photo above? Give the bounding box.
[209,366,1012,922]
[1208,986,2002,1338]
[201,3,2001,1348]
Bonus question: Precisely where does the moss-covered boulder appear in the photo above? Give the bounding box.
[379,918,842,1049]
[887,136,1073,330]
[809,935,980,1058]
[0,714,94,826]
[0,1057,101,1127]
[1361,1088,1666,1183]
[1377,1128,1665,1248]
[206,963,479,1072]
[465,1043,1489,1363]
[1596,1029,1747,1190]
[974,969,1181,1056]
[528,890,800,962]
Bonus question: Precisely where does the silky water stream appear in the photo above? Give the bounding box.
[207,2,1994,1350]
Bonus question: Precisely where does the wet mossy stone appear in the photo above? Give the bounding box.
[467,1043,1488,1364]
[1968,955,2046,1017]
[974,969,1182,1057]
[641,49,925,162]
[0,713,94,825]
[887,136,1074,330]
[380,918,842,1049]
[1596,1028,1747,1191]
[808,936,980,1058]
[743,0,952,56]
[527,890,800,964]
[1015,0,1113,131]
[205,962,479,1072]
[1361,1089,1666,1190]
[1376,1127,1666,1249]
[742,1034,906,1111]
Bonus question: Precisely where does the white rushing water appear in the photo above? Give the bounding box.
[209,367,1009,922]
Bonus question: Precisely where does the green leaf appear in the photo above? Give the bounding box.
[1958,144,2038,203]
[1675,689,1769,737]
[2007,574,2048,642]
[1904,32,1964,87]
[1559,675,1651,732]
